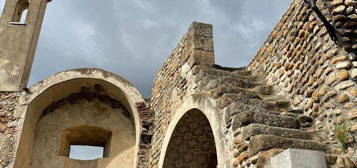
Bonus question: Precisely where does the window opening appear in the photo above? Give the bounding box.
[59,126,112,160]
[11,0,29,24]
[0,0,5,17]
[69,145,104,160]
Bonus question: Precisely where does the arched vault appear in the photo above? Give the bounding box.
[13,68,144,168]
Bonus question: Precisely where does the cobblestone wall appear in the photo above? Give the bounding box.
[0,92,20,168]
[317,0,357,54]
[149,22,215,168]
[248,0,357,165]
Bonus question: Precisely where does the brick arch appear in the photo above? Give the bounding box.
[12,68,145,168]
[158,96,226,168]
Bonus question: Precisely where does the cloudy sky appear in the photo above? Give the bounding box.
[1,0,291,97]
[1,0,293,159]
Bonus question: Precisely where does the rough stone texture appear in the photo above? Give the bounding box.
[242,124,313,141]
[149,22,215,168]
[0,92,20,168]
[234,111,299,129]
[149,21,328,168]
[316,0,357,55]
[0,0,356,168]
[137,101,154,168]
[249,135,328,156]
[248,0,357,164]
[270,148,327,168]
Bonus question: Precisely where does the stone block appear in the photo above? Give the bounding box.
[233,111,299,130]
[249,135,328,156]
[270,148,327,168]
[242,124,312,140]
[189,22,213,37]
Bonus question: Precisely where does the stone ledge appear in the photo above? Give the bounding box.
[242,123,312,140]
[249,134,328,156]
[270,148,327,168]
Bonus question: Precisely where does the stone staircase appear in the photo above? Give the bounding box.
[192,64,329,168]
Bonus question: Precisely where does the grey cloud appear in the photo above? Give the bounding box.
[4,0,292,97]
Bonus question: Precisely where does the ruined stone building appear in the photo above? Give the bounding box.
[0,0,356,167]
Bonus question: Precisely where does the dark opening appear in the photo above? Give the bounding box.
[163,109,217,168]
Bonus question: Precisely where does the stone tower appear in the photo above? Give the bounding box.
[0,0,50,91]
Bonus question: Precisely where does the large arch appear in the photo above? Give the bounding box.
[12,68,144,168]
[158,96,227,168]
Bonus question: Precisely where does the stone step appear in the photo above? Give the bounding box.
[248,99,291,111]
[288,109,304,114]
[233,75,262,83]
[232,70,253,76]
[194,66,232,77]
[233,111,299,130]
[297,115,314,128]
[205,86,245,98]
[265,100,290,108]
[258,95,286,102]
[218,77,261,89]
[251,85,274,95]
[248,134,328,156]
[199,77,261,90]
[241,124,313,140]
[262,100,291,110]
[194,65,264,84]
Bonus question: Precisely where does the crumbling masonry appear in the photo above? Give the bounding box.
[0,0,356,168]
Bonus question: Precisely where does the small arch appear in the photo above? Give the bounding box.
[157,96,227,168]
[163,109,217,168]
[12,68,145,168]
[12,0,29,23]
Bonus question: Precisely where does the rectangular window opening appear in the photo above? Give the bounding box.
[69,145,104,160]
[0,0,5,17]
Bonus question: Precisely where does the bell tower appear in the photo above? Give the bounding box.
[0,0,50,91]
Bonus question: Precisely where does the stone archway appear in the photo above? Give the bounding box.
[12,68,144,168]
[163,109,217,168]
[157,96,227,168]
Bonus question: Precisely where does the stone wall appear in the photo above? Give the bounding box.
[0,92,20,168]
[137,101,154,168]
[149,22,215,168]
[317,0,357,54]
[248,0,357,165]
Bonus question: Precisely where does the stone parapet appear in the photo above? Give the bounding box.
[149,22,215,168]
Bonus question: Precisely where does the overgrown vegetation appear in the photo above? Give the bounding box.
[335,124,348,151]
[148,109,155,117]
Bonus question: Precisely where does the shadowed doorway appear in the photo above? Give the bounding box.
[163,109,217,168]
